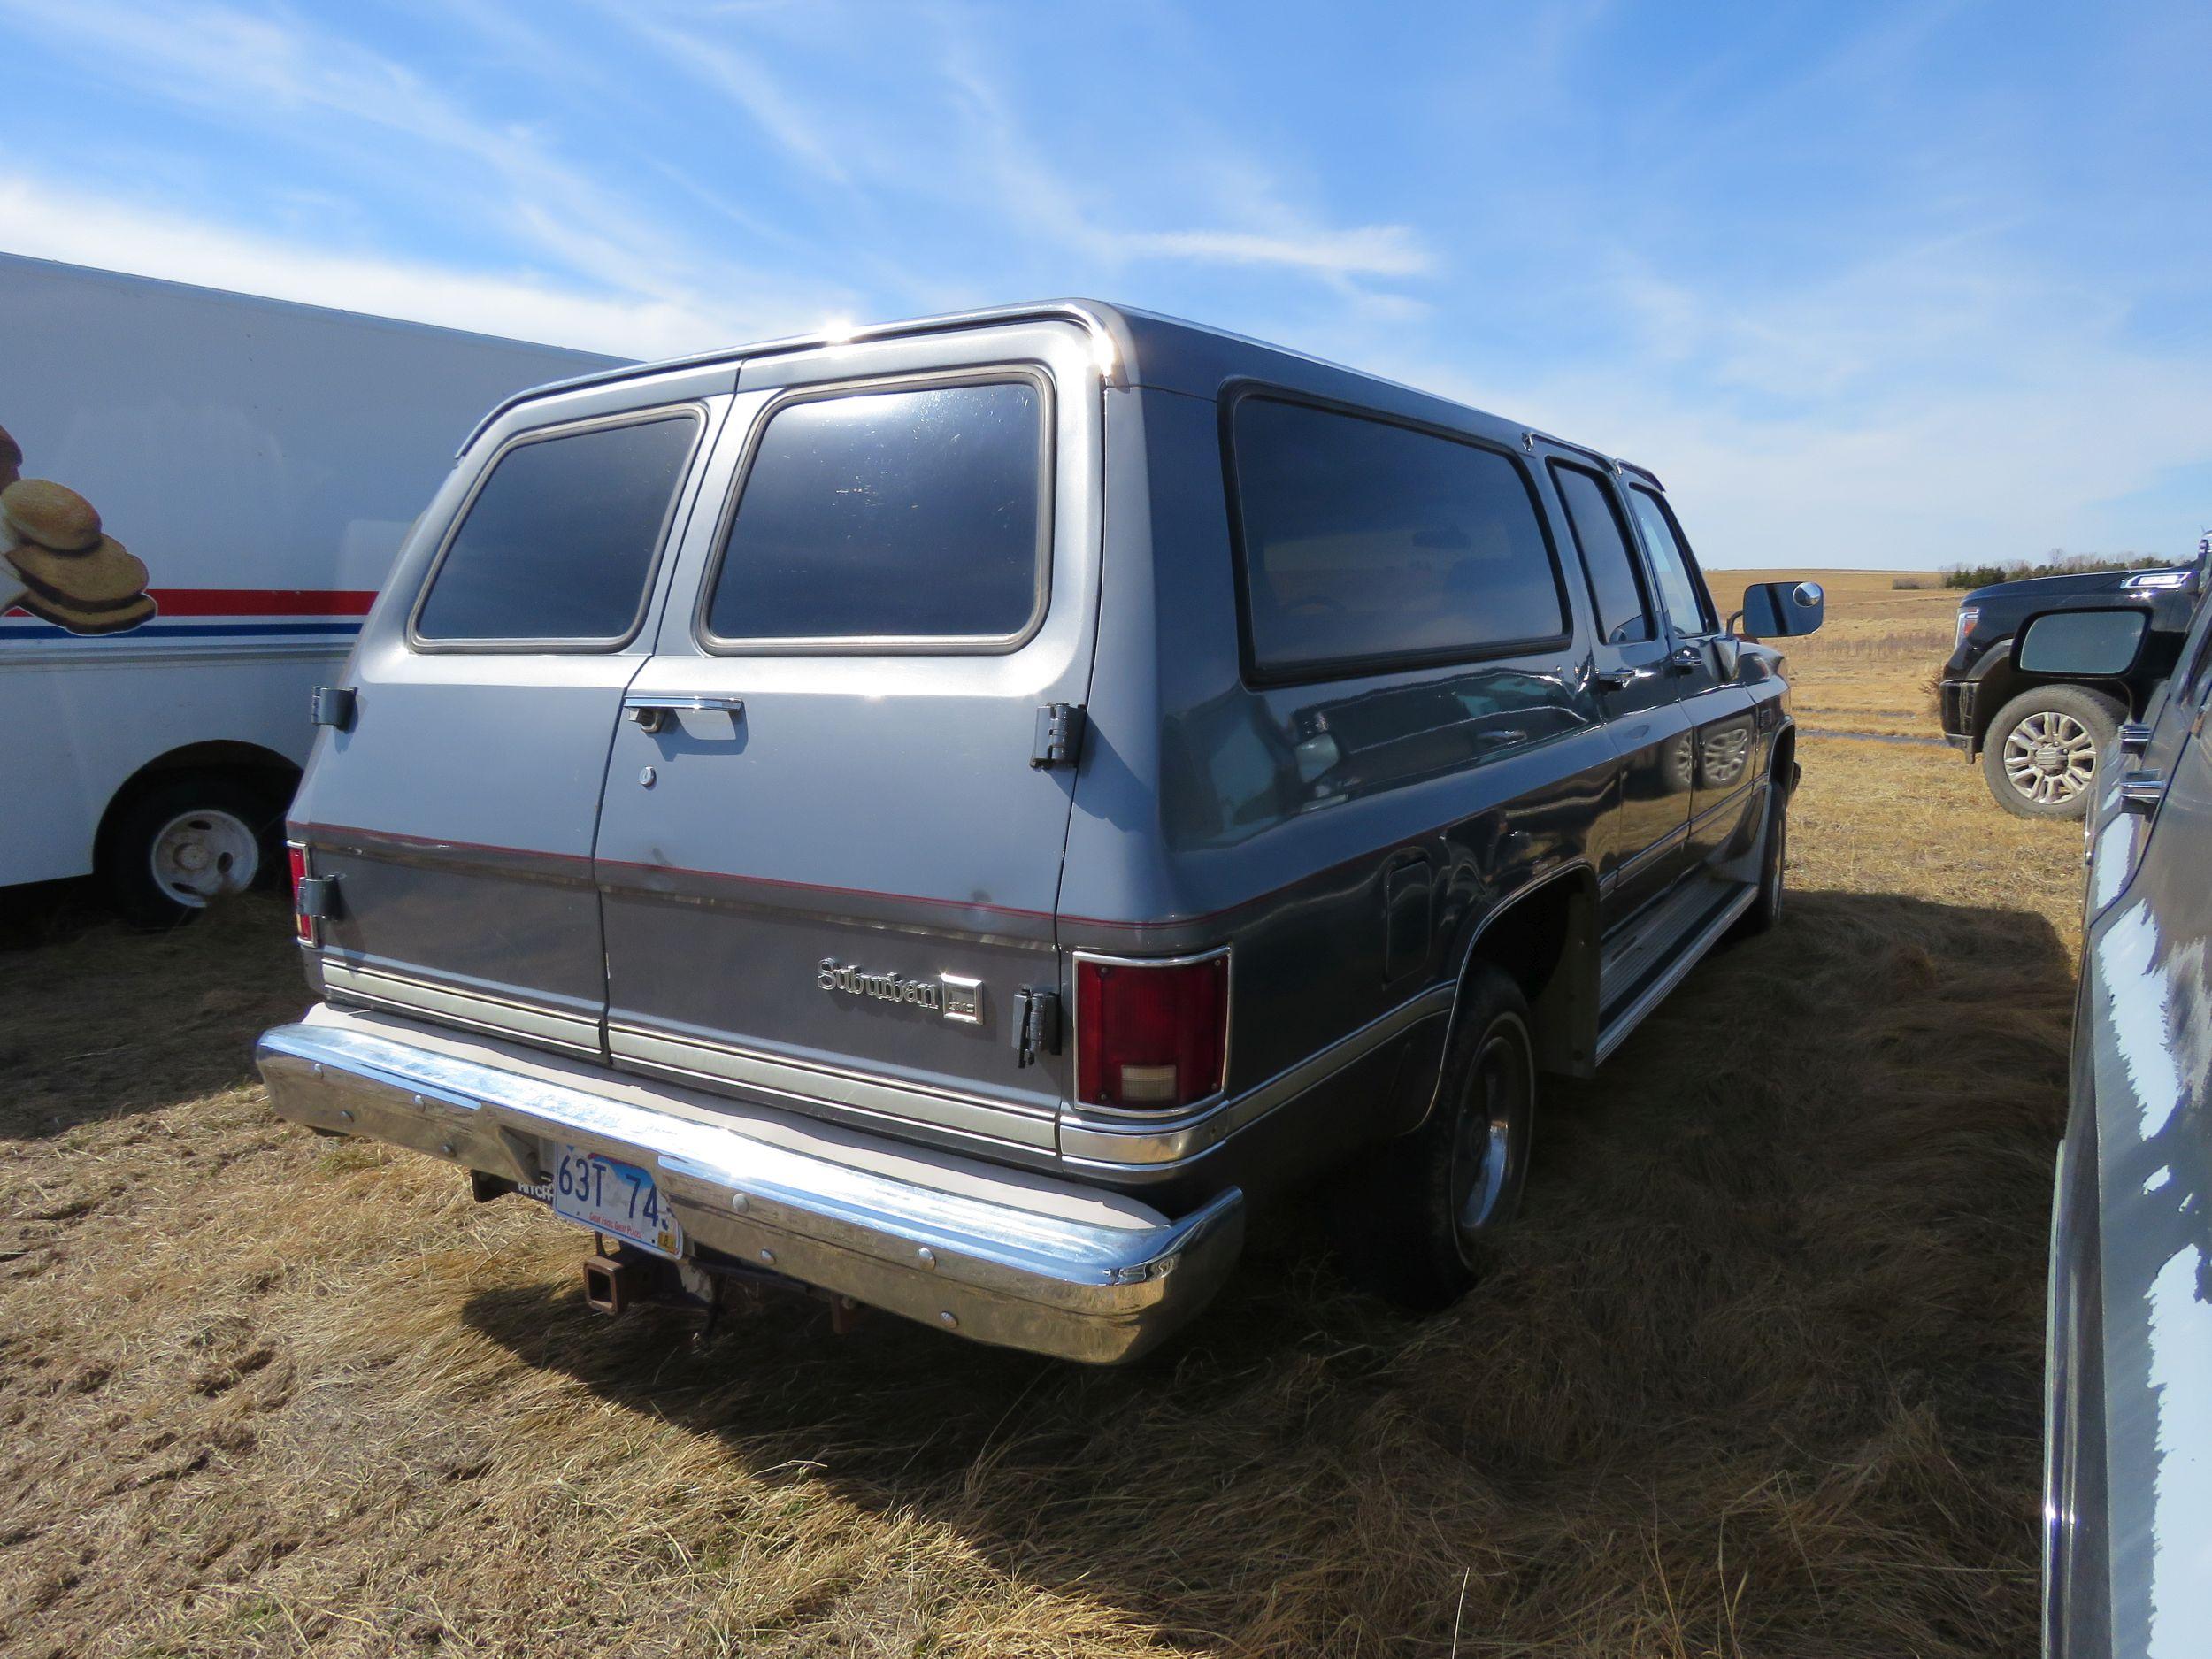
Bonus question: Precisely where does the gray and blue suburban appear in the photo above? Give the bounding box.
[256,301,1825,1363]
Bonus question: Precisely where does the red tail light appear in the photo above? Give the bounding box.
[1074,952,1229,1110]
[287,843,316,944]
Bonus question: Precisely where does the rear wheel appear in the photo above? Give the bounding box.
[1982,687,2122,819]
[101,773,285,928]
[1334,964,1535,1310]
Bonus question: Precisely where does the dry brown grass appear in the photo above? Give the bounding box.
[1,597,2081,1657]
[1718,569,1962,741]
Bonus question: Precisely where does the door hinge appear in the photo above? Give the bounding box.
[1030,703,1086,769]
[310,685,357,730]
[2117,769,2167,817]
[295,874,342,920]
[1010,987,1061,1067]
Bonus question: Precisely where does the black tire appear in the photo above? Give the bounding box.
[1731,774,1788,939]
[1981,686,2124,820]
[100,772,286,929]
[1333,964,1536,1311]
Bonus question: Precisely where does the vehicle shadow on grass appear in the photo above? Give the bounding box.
[457,887,2077,1658]
[0,892,309,1141]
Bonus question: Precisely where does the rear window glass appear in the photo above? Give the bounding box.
[705,379,1047,643]
[1230,397,1564,679]
[415,414,697,643]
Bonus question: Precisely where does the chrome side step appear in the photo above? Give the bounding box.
[1594,884,1756,1064]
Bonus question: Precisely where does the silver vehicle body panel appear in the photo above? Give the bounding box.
[2050,591,2212,1657]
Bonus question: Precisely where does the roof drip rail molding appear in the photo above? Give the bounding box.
[1523,428,1665,492]
[457,301,1130,457]
[1524,430,1621,476]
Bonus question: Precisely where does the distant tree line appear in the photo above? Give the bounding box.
[1903,549,2181,591]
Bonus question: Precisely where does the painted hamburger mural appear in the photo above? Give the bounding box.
[0,422,157,635]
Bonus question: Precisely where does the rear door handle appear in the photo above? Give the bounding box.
[624,694,745,734]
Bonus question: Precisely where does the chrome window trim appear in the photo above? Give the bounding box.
[694,365,1056,657]
[407,403,709,655]
[1220,381,1576,688]
[1066,944,1234,1123]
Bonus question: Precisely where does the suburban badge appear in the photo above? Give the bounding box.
[818,958,983,1024]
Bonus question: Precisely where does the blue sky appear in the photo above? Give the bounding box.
[1,0,2206,569]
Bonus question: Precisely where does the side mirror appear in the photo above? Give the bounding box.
[2016,608,2147,676]
[1740,580,1825,638]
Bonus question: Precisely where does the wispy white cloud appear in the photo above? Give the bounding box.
[607,9,854,187]
[1126,225,1434,280]
[1388,237,2212,569]
[0,173,736,358]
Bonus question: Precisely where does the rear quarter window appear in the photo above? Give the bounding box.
[703,375,1049,648]
[1227,395,1566,681]
[413,411,701,647]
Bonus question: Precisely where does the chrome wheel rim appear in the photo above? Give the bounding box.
[149,808,259,907]
[2002,711,2097,806]
[1448,1018,1533,1252]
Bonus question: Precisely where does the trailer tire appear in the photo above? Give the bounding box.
[101,773,285,929]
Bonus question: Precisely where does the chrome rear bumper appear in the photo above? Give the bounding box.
[256,1014,1242,1364]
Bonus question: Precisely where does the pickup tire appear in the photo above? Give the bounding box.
[101,772,285,929]
[1334,964,1534,1310]
[1731,776,1789,939]
[1981,686,2124,819]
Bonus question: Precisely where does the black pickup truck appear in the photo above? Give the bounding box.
[1938,557,2203,817]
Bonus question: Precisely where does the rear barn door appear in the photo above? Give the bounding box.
[297,374,727,1056]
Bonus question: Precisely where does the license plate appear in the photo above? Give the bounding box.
[525,1144,683,1258]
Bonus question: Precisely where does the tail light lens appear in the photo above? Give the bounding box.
[1074,953,1229,1110]
[287,843,316,945]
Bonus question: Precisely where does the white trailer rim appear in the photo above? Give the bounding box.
[149,807,259,907]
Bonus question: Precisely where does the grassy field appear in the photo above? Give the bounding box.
[0,574,2084,1658]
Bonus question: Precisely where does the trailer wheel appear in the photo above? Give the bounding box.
[102,773,284,928]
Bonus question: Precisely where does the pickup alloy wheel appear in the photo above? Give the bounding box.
[1983,687,2123,820]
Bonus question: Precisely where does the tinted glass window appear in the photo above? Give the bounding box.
[1231,397,1563,677]
[1624,487,1714,636]
[416,415,696,642]
[706,380,1045,641]
[1552,464,1655,645]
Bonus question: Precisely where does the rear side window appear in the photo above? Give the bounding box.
[414,413,699,645]
[1624,486,1716,636]
[1551,463,1655,645]
[1229,396,1565,680]
[704,377,1048,645]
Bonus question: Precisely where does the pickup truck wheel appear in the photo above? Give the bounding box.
[1335,964,1534,1311]
[102,774,283,929]
[1982,687,2122,819]
[1731,780,1788,939]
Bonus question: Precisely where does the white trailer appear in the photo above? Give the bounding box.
[0,254,623,922]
